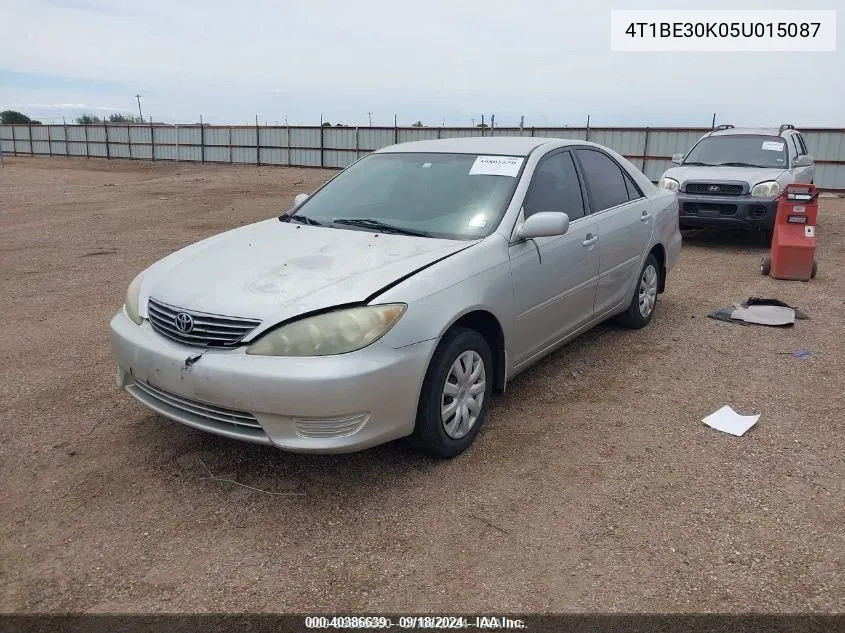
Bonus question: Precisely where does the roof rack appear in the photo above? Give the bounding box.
[712,124,735,131]
[778,124,796,134]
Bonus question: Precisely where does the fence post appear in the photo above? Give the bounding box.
[320,122,324,168]
[47,125,53,157]
[355,126,359,160]
[200,121,205,164]
[28,124,33,156]
[127,124,133,160]
[394,114,398,145]
[229,126,233,164]
[150,120,156,162]
[641,127,650,173]
[256,119,260,166]
[175,124,180,162]
[83,124,89,158]
[11,125,16,156]
[104,123,111,159]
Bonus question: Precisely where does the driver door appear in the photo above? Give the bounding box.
[508,150,600,369]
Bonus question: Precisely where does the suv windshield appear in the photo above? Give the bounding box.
[683,134,789,169]
[289,152,523,240]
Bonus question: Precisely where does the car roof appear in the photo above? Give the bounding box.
[709,127,797,138]
[374,136,567,156]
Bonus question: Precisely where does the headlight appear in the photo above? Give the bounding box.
[657,177,680,192]
[246,304,406,357]
[124,271,145,325]
[751,181,780,198]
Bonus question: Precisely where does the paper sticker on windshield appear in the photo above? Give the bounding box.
[762,141,785,152]
[469,156,524,177]
[468,214,487,228]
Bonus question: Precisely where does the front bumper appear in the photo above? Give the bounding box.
[678,193,778,231]
[109,310,437,453]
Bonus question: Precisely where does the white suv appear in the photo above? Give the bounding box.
[658,124,816,240]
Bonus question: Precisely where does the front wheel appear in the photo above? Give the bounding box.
[411,327,493,458]
[616,253,659,329]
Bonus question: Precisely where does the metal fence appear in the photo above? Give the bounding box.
[2,123,844,191]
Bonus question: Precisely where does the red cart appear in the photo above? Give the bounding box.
[761,184,818,281]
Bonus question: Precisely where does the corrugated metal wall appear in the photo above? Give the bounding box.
[2,124,844,191]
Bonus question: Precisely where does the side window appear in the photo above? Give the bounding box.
[788,136,800,160]
[575,149,629,212]
[623,170,644,201]
[797,134,808,155]
[523,152,585,220]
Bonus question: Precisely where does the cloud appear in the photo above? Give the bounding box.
[0,0,842,125]
[22,103,121,110]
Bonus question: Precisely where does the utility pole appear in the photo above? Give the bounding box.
[367,112,373,127]
[519,115,524,132]
[135,94,143,123]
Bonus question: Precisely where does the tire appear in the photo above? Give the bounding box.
[761,256,771,276]
[616,253,659,329]
[811,260,817,279]
[411,327,493,458]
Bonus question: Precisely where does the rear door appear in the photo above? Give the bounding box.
[574,149,654,317]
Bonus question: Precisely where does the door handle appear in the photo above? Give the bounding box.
[640,211,652,223]
[582,234,598,247]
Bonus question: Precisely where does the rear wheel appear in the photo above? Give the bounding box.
[411,327,493,458]
[616,253,659,329]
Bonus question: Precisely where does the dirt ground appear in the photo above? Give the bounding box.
[1,157,842,614]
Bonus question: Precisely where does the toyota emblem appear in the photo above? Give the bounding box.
[708,185,720,192]
[174,312,194,333]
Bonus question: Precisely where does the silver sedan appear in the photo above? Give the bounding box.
[109,137,681,458]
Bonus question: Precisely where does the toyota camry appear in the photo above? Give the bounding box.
[109,137,681,458]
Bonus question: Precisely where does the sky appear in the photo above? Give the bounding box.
[0,0,842,127]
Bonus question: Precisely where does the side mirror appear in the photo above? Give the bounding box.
[671,153,684,165]
[517,212,570,240]
[294,193,309,206]
[793,155,814,167]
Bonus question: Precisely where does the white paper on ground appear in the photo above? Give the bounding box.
[761,141,785,152]
[469,155,523,177]
[702,405,760,436]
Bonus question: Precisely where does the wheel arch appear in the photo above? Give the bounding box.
[444,309,507,393]
[649,243,667,293]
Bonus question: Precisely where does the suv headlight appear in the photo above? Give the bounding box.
[246,304,406,357]
[124,271,145,325]
[751,181,780,198]
[657,177,680,192]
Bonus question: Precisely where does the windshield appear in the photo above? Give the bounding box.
[683,134,789,169]
[289,152,524,239]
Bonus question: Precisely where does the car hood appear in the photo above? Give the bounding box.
[664,165,787,187]
[139,219,476,333]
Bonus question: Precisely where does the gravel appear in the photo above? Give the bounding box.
[1,157,842,613]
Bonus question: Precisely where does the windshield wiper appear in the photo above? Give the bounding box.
[282,213,326,226]
[715,161,763,168]
[681,161,717,166]
[332,218,431,237]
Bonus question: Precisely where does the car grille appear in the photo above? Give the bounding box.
[128,380,268,441]
[147,298,261,347]
[685,183,744,196]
